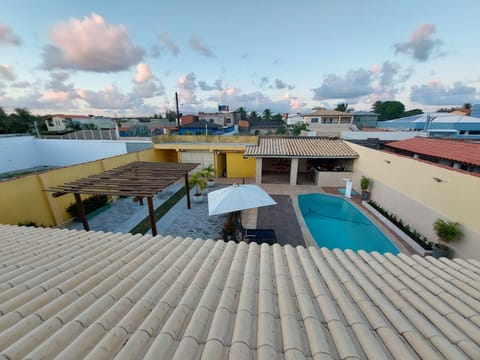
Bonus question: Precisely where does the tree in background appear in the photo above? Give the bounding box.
[291,122,308,135]
[0,107,39,134]
[248,111,260,122]
[272,113,283,122]
[235,107,247,120]
[262,108,272,121]
[372,101,406,120]
[401,109,423,117]
[334,103,352,112]
[165,110,177,122]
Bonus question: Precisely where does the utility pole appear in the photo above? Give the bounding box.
[175,92,180,128]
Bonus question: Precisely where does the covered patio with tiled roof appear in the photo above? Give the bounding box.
[45,161,198,235]
[244,136,359,186]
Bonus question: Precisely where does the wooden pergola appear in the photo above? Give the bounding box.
[45,161,199,236]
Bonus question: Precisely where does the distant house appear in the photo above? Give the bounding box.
[45,114,91,132]
[180,114,198,126]
[198,111,237,126]
[283,113,304,126]
[351,111,379,128]
[45,114,115,132]
[247,120,285,134]
[303,108,353,136]
[179,120,222,135]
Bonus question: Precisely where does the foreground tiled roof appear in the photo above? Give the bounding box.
[386,137,480,166]
[244,136,359,158]
[1,225,480,359]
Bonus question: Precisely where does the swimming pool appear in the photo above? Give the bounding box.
[299,193,399,253]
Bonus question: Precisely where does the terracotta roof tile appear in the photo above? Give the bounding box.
[386,137,480,166]
[0,224,479,358]
[244,136,359,158]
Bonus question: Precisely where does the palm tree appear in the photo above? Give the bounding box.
[263,108,272,121]
[335,103,349,112]
[235,107,247,120]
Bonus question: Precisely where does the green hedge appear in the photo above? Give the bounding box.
[66,195,109,218]
[368,200,433,250]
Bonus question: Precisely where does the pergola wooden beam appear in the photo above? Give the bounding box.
[45,161,199,236]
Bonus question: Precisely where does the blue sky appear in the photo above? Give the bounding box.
[1,0,479,116]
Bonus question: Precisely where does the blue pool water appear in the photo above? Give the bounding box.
[299,193,399,253]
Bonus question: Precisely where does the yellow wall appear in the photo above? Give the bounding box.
[154,134,258,144]
[0,149,164,227]
[349,142,480,259]
[226,153,256,178]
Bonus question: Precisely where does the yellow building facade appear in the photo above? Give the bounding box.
[0,149,164,227]
[348,142,480,259]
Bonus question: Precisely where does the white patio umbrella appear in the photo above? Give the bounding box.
[208,183,277,216]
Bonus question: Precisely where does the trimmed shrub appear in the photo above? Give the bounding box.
[368,200,433,250]
[66,195,109,218]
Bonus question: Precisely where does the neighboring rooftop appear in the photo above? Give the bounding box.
[244,136,359,158]
[306,108,352,117]
[385,137,480,167]
[351,111,379,116]
[0,224,479,359]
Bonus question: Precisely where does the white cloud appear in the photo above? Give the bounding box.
[189,35,215,58]
[39,90,74,104]
[133,63,164,98]
[0,24,21,45]
[134,63,154,83]
[274,78,294,90]
[312,69,374,100]
[76,85,142,109]
[0,64,16,81]
[159,32,180,56]
[207,87,308,113]
[47,71,73,91]
[410,81,478,106]
[199,79,223,91]
[42,13,144,72]
[394,24,443,62]
[177,72,199,105]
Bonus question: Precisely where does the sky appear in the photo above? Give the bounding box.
[1,0,480,117]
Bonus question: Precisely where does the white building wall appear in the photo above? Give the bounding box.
[0,137,133,173]
[34,139,128,167]
[0,136,38,173]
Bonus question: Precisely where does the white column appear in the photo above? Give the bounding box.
[255,158,262,184]
[290,158,299,185]
[343,178,352,198]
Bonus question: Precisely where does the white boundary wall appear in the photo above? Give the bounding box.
[0,136,151,172]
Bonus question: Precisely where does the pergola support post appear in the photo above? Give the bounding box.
[74,193,89,231]
[147,196,157,236]
[185,173,191,209]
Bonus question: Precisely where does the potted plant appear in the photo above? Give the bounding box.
[432,218,463,258]
[202,164,216,188]
[360,176,371,201]
[189,171,207,202]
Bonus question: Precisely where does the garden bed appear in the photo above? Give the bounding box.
[362,201,433,256]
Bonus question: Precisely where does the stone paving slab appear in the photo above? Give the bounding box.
[257,194,306,247]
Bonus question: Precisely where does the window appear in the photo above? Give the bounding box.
[311,118,319,123]
[322,117,333,124]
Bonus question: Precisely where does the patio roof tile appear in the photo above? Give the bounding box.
[0,224,479,359]
[244,136,359,158]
